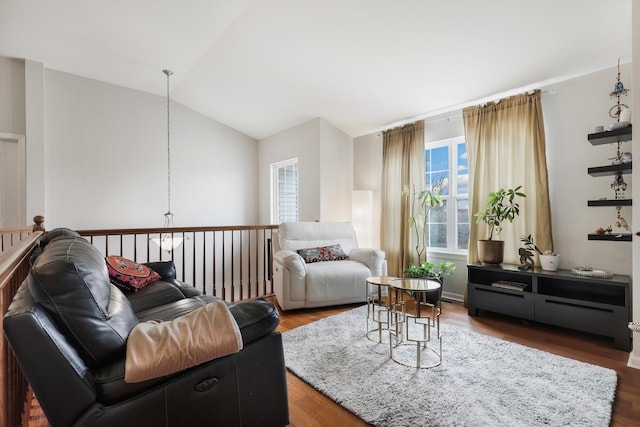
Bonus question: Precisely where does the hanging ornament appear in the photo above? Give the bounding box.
[608,58,630,121]
[615,206,629,231]
[610,173,627,199]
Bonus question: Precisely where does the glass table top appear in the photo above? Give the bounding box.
[389,278,441,292]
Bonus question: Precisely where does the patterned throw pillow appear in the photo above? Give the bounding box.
[325,244,349,261]
[106,256,161,292]
[296,244,349,263]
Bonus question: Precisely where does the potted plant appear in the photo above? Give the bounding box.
[520,234,559,271]
[402,179,456,282]
[402,179,444,266]
[473,186,526,264]
[404,260,456,281]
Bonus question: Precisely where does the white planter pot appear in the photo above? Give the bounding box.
[539,254,560,271]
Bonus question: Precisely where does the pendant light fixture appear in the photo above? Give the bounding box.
[152,69,183,252]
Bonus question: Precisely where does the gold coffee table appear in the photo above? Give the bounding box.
[365,276,397,343]
[388,278,442,368]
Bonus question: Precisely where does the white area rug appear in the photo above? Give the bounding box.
[282,305,617,427]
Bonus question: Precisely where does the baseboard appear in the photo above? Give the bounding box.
[442,291,464,303]
[627,341,640,369]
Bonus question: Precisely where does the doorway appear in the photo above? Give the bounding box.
[0,132,26,228]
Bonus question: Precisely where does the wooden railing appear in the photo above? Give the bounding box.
[0,216,44,255]
[0,220,279,427]
[0,221,44,427]
[78,224,279,302]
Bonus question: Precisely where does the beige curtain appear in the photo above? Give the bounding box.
[380,121,425,276]
[464,90,553,265]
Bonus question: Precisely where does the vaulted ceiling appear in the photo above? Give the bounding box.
[0,0,632,139]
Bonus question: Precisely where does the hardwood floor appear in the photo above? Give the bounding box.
[274,298,640,427]
[27,298,640,427]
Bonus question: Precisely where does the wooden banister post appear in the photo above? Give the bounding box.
[32,216,45,232]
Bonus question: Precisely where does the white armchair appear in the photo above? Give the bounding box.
[272,222,387,311]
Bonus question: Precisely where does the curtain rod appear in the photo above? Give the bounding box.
[377,87,555,135]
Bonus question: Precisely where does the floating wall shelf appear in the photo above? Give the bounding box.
[587,162,632,177]
[586,124,632,242]
[587,199,632,207]
[587,233,632,242]
[587,125,632,145]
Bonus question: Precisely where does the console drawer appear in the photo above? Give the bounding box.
[534,294,628,337]
[468,283,534,320]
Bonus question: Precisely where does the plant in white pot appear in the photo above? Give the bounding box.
[520,234,559,271]
[473,186,526,264]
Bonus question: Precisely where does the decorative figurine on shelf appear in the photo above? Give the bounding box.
[615,206,629,231]
[518,248,534,270]
[609,58,630,122]
[609,152,632,165]
[611,173,627,199]
[621,151,632,163]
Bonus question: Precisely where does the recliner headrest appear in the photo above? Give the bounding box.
[28,236,138,366]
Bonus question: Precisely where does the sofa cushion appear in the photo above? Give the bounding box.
[28,236,138,367]
[135,297,213,322]
[305,260,371,303]
[297,244,349,263]
[106,256,161,292]
[126,279,192,314]
[278,221,359,254]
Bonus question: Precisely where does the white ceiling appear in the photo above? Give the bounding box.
[0,0,633,139]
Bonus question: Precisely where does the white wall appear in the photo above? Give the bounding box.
[25,60,45,223]
[43,69,259,229]
[353,132,383,247]
[543,63,632,276]
[320,120,352,221]
[0,57,25,134]
[258,118,353,224]
[425,114,464,143]
[258,119,321,223]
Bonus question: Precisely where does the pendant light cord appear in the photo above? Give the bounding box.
[163,69,173,218]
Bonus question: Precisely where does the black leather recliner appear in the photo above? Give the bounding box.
[3,228,289,427]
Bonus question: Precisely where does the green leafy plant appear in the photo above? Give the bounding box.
[404,261,457,280]
[520,234,556,255]
[402,179,456,281]
[474,186,526,240]
[403,179,444,264]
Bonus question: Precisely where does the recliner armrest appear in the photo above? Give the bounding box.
[274,250,306,277]
[229,298,280,345]
[143,261,176,280]
[349,247,385,269]
[142,262,202,297]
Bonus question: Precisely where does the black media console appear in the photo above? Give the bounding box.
[467,263,632,351]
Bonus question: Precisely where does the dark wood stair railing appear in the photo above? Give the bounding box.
[77,224,279,302]
[0,218,45,427]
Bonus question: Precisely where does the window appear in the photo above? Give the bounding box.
[271,158,298,223]
[425,136,469,252]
